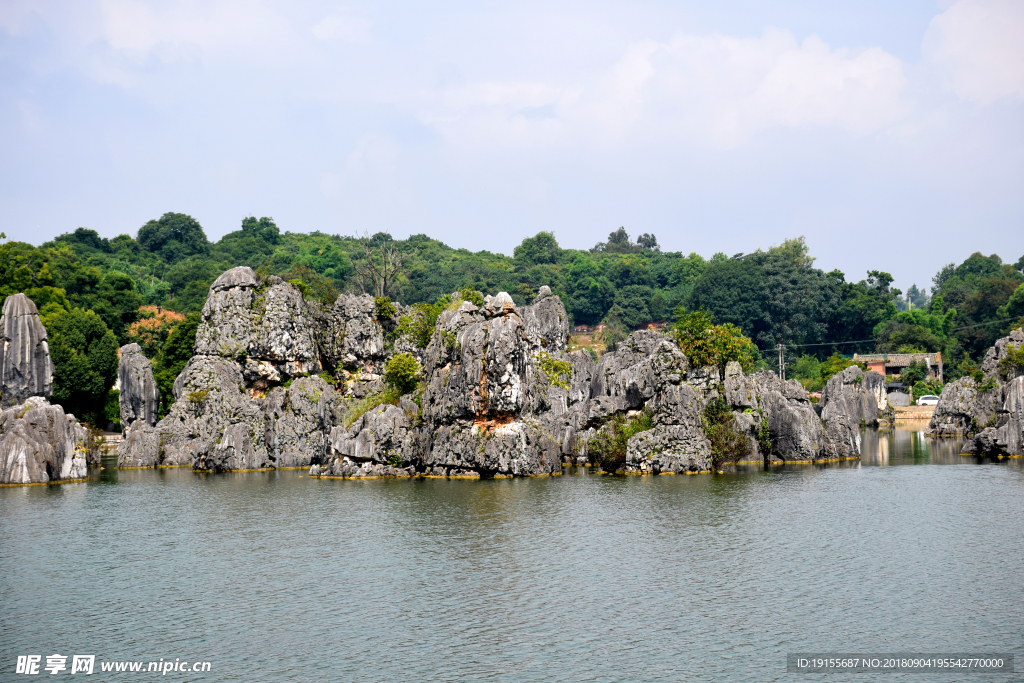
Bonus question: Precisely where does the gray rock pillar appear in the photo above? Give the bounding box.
[118,343,160,429]
[0,293,54,409]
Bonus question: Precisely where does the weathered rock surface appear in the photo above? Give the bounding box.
[0,293,54,408]
[927,328,1023,437]
[0,397,86,484]
[820,366,886,427]
[118,343,159,429]
[980,327,1024,379]
[962,376,1024,456]
[119,268,385,472]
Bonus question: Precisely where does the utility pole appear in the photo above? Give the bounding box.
[777,343,785,380]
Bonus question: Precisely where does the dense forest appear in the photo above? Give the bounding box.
[1,212,1021,427]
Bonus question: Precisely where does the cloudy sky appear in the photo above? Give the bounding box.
[1,0,1022,290]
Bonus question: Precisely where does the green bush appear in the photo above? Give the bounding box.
[375,296,397,320]
[590,412,653,473]
[384,352,419,393]
[701,396,750,468]
[397,302,442,348]
[535,351,572,390]
[820,353,865,383]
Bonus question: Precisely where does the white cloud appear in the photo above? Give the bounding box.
[923,0,1024,104]
[424,28,908,151]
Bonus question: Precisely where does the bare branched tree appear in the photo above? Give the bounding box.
[353,231,405,298]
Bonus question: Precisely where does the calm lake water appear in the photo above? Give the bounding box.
[2,426,1023,682]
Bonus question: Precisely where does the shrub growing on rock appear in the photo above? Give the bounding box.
[671,307,756,377]
[590,412,653,473]
[701,396,750,468]
[374,296,397,320]
[385,352,419,393]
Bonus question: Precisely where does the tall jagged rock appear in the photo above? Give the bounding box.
[0,293,54,408]
[928,328,1023,437]
[118,343,159,429]
[820,366,886,427]
[957,328,1024,455]
[962,376,1024,456]
[0,396,86,484]
[119,269,356,472]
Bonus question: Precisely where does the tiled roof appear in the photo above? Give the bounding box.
[854,352,939,367]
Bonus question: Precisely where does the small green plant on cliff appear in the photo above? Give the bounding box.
[701,395,750,469]
[186,389,209,404]
[756,414,771,455]
[440,329,460,354]
[375,296,397,321]
[535,351,572,390]
[385,352,420,394]
[396,302,443,348]
[590,412,653,473]
[998,344,1024,381]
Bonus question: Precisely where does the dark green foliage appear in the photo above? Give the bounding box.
[137,212,210,263]
[384,352,419,393]
[279,265,339,306]
[589,412,653,473]
[701,396,750,468]
[899,360,929,386]
[104,389,122,431]
[42,307,119,425]
[513,231,562,266]
[152,313,200,416]
[610,284,653,328]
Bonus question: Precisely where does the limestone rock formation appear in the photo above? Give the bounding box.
[0,396,87,485]
[118,268,372,472]
[118,343,159,429]
[119,265,864,478]
[962,375,1024,456]
[820,366,886,427]
[0,293,54,408]
[927,328,1023,438]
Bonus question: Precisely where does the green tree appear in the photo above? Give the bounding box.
[42,307,119,425]
[671,307,757,378]
[513,232,562,266]
[152,313,200,415]
[137,212,211,264]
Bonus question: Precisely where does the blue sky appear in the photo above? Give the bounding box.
[1,0,1022,292]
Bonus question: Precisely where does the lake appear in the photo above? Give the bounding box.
[2,425,1022,682]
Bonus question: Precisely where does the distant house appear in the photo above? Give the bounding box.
[573,325,590,334]
[852,352,943,383]
[647,322,667,331]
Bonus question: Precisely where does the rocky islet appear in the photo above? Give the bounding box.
[114,267,882,478]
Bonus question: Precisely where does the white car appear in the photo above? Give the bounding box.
[917,395,940,406]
